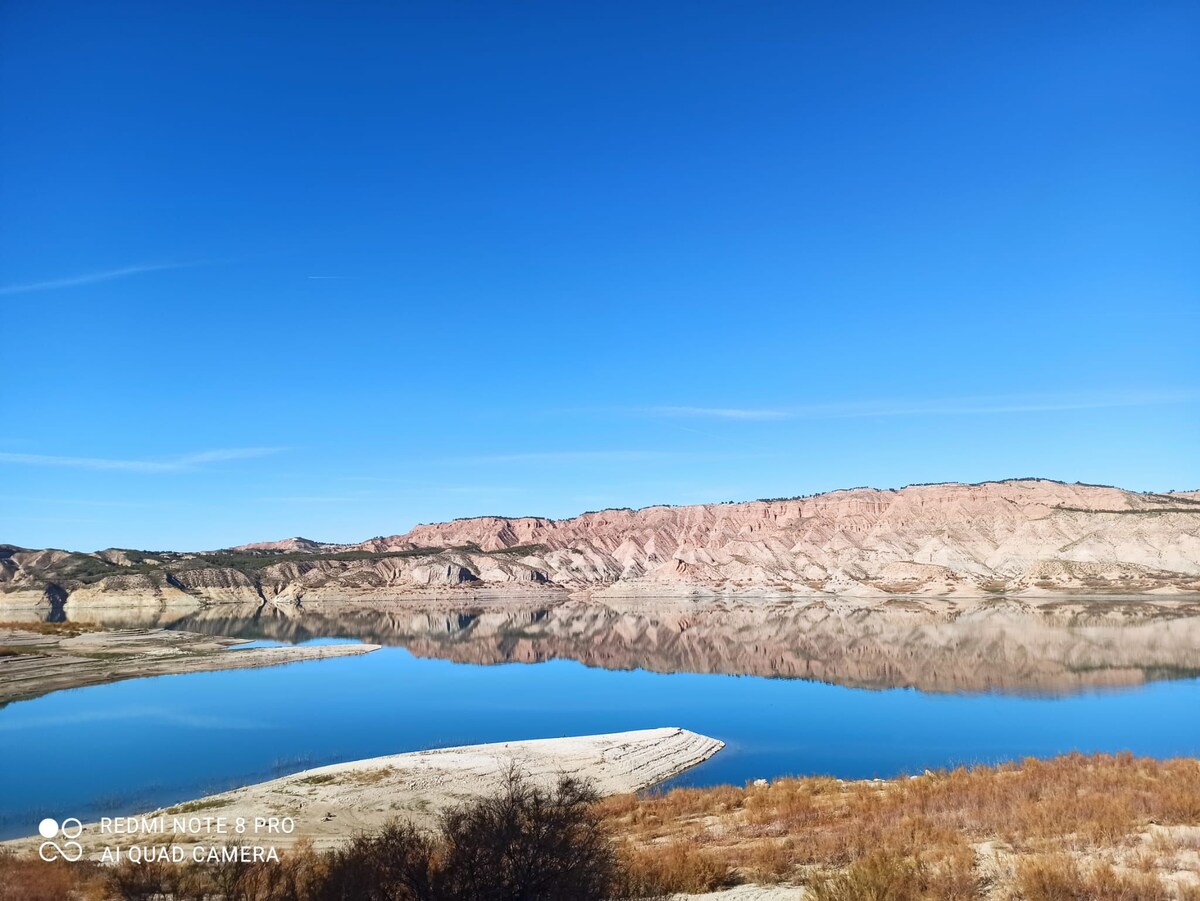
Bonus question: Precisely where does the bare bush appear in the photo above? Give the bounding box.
[436,771,618,901]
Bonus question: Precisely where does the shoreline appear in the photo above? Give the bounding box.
[6,586,1200,620]
[21,593,1200,696]
[1,727,724,857]
[0,625,379,705]
[6,746,1196,898]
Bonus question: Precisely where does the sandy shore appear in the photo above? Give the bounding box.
[0,626,379,705]
[676,888,805,900]
[3,727,723,857]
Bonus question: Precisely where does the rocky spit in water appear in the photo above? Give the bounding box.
[1,728,723,857]
[0,625,378,704]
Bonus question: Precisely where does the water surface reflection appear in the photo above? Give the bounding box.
[3,597,1199,837]
[119,596,1200,696]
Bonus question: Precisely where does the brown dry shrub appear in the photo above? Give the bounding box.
[808,844,980,901]
[807,850,926,901]
[1014,854,1172,901]
[0,850,107,901]
[602,751,1200,886]
[744,838,795,881]
[107,857,175,901]
[616,841,734,896]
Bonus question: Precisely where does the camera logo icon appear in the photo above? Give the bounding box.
[38,817,83,862]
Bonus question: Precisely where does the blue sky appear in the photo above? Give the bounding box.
[1,1,1197,551]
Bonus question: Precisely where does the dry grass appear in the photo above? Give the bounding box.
[617,841,735,895]
[1011,853,1200,900]
[0,851,107,901]
[0,621,96,636]
[0,646,48,657]
[598,752,1200,898]
[4,753,1199,899]
[165,796,233,814]
[297,773,339,785]
[345,765,399,785]
[807,848,977,901]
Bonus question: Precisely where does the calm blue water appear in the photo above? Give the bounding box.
[2,642,1199,839]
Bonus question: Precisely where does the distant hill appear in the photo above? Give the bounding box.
[3,480,1199,614]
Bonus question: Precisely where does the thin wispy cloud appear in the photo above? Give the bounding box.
[453,450,771,465]
[0,496,165,509]
[339,476,529,493]
[258,495,359,503]
[457,451,683,465]
[0,447,284,473]
[650,406,790,420]
[639,390,1200,421]
[0,262,199,296]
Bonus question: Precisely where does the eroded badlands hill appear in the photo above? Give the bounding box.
[3,480,1199,613]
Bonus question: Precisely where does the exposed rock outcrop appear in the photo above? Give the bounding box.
[3,480,1199,606]
[373,481,1200,597]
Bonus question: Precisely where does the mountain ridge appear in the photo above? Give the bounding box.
[3,479,1199,613]
[329,477,1200,537]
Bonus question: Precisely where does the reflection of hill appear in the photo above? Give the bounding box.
[107,598,1200,697]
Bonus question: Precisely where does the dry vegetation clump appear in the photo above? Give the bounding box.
[806,847,976,901]
[0,850,108,901]
[4,753,1199,899]
[344,765,399,786]
[597,752,1200,898]
[616,841,735,895]
[1012,853,1200,901]
[0,621,96,636]
[0,774,634,901]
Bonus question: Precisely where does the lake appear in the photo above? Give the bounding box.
[2,598,1199,840]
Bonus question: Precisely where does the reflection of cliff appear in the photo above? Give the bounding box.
[127,598,1200,697]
